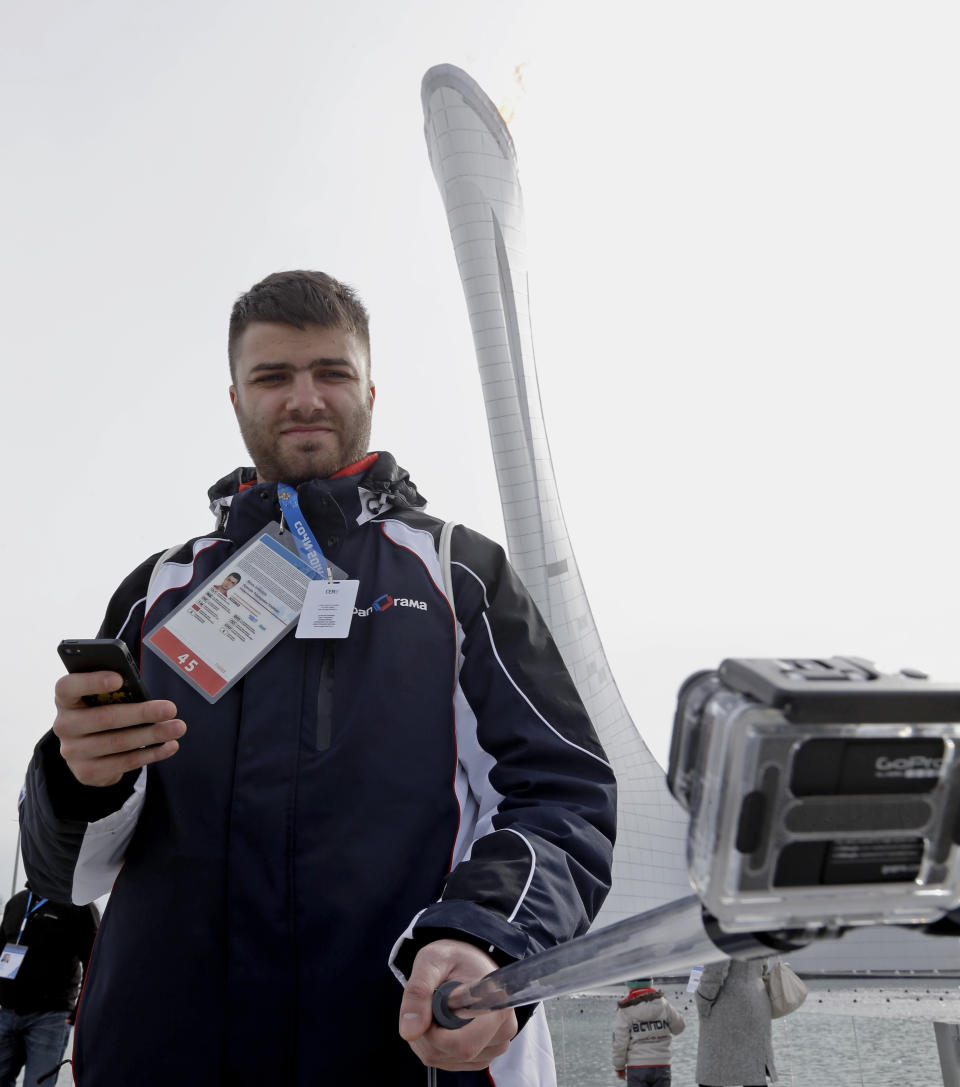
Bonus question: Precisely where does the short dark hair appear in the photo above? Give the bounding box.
[228,270,371,380]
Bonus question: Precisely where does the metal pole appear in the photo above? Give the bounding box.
[10,826,20,901]
[935,1022,960,1087]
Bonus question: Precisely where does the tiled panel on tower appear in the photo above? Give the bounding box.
[422,64,692,929]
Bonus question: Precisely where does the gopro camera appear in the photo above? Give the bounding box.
[667,657,960,938]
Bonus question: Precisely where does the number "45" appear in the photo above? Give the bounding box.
[177,653,199,673]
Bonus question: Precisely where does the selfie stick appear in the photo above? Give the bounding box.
[431,893,763,1028]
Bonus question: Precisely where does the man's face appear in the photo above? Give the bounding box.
[230,321,375,483]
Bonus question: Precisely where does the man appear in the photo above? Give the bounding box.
[213,572,241,595]
[0,886,99,1087]
[19,270,616,1085]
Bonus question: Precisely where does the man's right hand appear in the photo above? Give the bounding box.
[53,671,187,787]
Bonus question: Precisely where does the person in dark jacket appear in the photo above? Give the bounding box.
[19,270,617,1087]
[0,886,99,1087]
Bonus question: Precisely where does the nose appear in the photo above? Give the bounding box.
[285,371,325,415]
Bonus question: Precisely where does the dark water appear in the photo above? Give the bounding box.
[544,985,950,1086]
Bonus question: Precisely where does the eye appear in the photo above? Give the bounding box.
[251,372,286,385]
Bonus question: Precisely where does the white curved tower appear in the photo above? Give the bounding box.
[421,63,692,928]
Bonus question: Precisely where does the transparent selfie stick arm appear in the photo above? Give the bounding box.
[432,894,735,1027]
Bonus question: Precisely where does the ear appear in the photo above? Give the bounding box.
[368,382,376,411]
[229,385,239,415]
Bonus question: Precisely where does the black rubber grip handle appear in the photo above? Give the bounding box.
[431,980,475,1029]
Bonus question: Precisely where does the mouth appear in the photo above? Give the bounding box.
[281,425,334,436]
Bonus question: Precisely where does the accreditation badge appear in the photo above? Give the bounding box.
[145,522,323,703]
[0,944,27,979]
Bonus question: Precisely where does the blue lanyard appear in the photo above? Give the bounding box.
[276,485,332,581]
[15,892,47,944]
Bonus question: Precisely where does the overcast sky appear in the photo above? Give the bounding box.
[2,0,958,894]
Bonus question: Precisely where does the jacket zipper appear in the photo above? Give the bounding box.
[316,644,335,751]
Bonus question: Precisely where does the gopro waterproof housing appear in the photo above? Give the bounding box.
[667,657,960,938]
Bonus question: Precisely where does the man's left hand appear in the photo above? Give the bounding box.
[398,938,518,1071]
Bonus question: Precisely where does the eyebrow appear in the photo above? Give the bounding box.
[246,357,361,376]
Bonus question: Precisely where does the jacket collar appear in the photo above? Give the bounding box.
[206,451,427,538]
[617,988,661,1008]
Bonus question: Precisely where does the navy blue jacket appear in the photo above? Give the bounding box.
[21,453,616,1086]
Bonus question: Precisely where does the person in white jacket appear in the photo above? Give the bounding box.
[612,985,686,1086]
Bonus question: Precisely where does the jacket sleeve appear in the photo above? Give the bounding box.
[396,525,616,968]
[695,960,731,1018]
[19,554,160,904]
[666,998,686,1034]
[611,1008,629,1069]
[0,894,23,945]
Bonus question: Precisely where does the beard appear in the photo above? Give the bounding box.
[235,400,373,484]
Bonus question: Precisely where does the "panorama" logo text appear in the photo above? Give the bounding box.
[353,593,428,618]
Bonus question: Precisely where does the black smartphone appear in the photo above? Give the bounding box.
[58,638,151,706]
